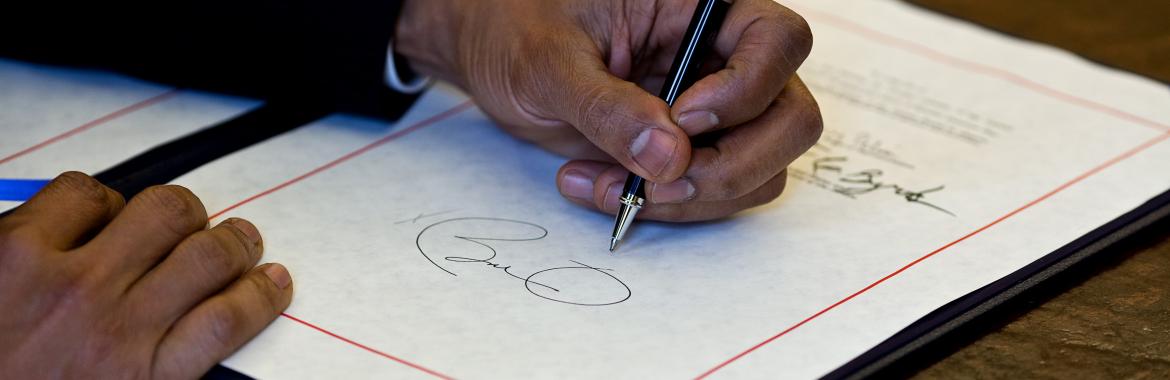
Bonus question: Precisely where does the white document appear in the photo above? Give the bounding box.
[171,0,1170,378]
[0,59,259,211]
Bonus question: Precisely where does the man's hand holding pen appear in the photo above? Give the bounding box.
[395,0,823,222]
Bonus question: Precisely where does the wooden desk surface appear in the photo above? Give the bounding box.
[893,0,1170,377]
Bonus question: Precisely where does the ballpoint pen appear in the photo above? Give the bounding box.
[609,0,732,252]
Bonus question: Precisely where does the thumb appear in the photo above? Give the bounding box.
[533,55,691,183]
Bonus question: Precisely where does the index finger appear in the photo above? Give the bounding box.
[671,0,813,135]
[83,185,208,289]
[0,172,124,251]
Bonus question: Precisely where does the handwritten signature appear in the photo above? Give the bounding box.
[819,130,914,169]
[415,217,631,306]
[811,156,955,216]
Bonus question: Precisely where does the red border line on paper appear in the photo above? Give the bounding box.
[280,313,455,380]
[207,101,473,379]
[695,130,1170,379]
[0,89,181,166]
[208,101,474,220]
[694,8,1170,378]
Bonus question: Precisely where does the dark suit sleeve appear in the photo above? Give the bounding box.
[0,0,419,119]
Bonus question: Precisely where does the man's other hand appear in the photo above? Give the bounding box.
[0,172,292,377]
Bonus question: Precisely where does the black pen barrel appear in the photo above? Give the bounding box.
[622,0,729,198]
[658,0,732,106]
[611,0,731,250]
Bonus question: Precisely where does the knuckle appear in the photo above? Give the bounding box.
[757,175,789,206]
[137,185,206,235]
[204,302,246,349]
[712,172,750,200]
[575,83,617,135]
[702,157,754,200]
[799,103,825,150]
[576,84,659,153]
[247,272,285,315]
[762,10,814,71]
[184,231,243,279]
[218,223,256,256]
[50,171,116,212]
[783,13,814,58]
[52,171,103,194]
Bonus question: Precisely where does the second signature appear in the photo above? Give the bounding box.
[809,156,955,216]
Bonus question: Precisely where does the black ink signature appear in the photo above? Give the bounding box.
[818,130,914,169]
[812,156,955,216]
[415,217,632,306]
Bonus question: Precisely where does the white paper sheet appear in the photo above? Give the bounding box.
[0,59,260,211]
[162,0,1168,378]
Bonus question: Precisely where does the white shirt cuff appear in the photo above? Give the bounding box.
[385,40,432,94]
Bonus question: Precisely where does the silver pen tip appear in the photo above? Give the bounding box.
[610,200,641,254]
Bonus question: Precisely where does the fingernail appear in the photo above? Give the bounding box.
[602,182,623,212]
[652,178,696,204]
[226,218,262,247]
[677,111,720,135]
[263,263,292,289]
[630,128,678,177]
[560,170,594,200]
